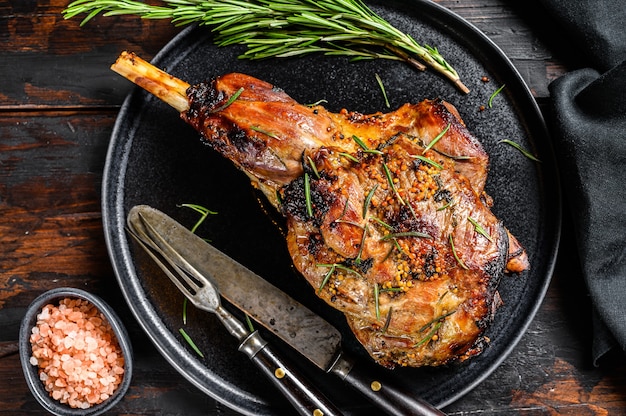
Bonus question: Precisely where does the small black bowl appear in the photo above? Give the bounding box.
[19,288,133,416]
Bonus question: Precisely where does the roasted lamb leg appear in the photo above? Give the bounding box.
[112,51,529,368]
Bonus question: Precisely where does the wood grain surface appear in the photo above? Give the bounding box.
[1,0,625,415]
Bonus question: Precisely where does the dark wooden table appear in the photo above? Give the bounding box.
[2,0,626,414]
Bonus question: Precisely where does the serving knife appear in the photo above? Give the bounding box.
[127,205,446,416]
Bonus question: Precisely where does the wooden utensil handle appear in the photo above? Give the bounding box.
[330,354,446,416]
[240,331,344,416]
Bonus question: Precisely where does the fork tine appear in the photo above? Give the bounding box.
[136,212,219,290]
[126,228,203,304]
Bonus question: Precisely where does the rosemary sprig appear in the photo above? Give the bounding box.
[63,0,469,92]
[414,310,456,347]
[179,203,218,233]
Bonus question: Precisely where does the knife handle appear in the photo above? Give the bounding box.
[329,354,446,416]
[239,331,344,416]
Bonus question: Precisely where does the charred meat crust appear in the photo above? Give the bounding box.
[180,73,528,368]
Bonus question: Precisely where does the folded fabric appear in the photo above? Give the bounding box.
[537,0,626,364]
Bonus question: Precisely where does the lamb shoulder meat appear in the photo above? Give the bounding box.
[113,52,529,368]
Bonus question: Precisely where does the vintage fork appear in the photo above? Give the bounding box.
[126,211,343,416]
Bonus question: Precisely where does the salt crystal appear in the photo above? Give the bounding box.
[29,356,38,366]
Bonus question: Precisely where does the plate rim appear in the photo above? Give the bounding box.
[101,0,562,413]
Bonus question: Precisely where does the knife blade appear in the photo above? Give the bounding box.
[128,205,446,416]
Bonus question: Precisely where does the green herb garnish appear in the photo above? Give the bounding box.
[381,307,393,333]
[468,216,493,242]
[375,73,390,108]
[338,152,360,163]
[499,139,541,162]
[449,234,468,270]
[380,231,431,240]
[423,123,450,154]
[411,154,443,169]
[488,84,506,108]
[363,184,378,218]
[179,328,204,358]
[352,135,383,155]
[316,262,363,293]
[374,282,380,320]
[245,314,255,332]
[64,0,469,92]
[304,172,313,218]
[212,86,244,113]
[307,155,320,179]
[179,203,218,233]
[250,125,279,138]
[370,216,393,230]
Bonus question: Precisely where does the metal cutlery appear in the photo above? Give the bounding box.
[127,211,343,416]
[127,205,446,416]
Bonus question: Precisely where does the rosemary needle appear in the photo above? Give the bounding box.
[63,0,469,93]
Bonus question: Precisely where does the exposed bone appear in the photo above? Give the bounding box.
[111,51,190,113]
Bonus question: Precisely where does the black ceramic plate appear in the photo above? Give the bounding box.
[102,1,561,414]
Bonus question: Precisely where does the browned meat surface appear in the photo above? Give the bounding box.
[180,73,529,368]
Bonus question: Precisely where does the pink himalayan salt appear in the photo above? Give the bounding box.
[29,297,125,409]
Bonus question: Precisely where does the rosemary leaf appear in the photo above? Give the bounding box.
[488,84,506,108]
[339,152,360,163]
[382,307,393,333]
[245,314,255,332]
[449,234,469,270]
[363,184,378,218]
[179,203,218,233]
[468,216,494,242]
[370,216,393,230]
[411,154,443,169]
[211,86,244,113]
[304,172,313,218]
[352,135,383,155]
[355,224,368,265]
[375,73,390,108]
[374,282,380,320]
[250,125,279,138]
[307,155,321,179]
[179,328,204,358]
[381,231,432,240]
[499,139,541,162]
[423,123,450,154]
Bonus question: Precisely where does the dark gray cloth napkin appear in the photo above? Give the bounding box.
[537,0,626,364]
